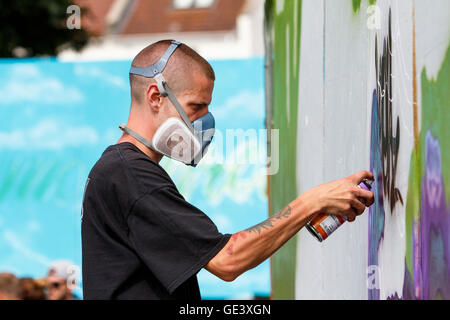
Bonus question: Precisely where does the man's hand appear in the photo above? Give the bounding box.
[205,170,375,282]
[302,170,375,222]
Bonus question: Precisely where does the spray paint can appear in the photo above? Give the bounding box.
[306,179,373,242]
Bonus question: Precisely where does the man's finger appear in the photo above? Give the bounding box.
[351,198,366,215]
[354,188,375,207]
[350,170,374,184]
[346,211,356,222]
[340,204,357,222]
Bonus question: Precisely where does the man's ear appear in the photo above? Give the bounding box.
[146,83,163,112]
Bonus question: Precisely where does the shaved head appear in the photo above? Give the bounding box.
[129,40,215,105]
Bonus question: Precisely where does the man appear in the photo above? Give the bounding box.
[81,40,374,300]
[46,260,79,300]
[0,272,22,300]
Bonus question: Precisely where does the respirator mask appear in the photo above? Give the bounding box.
[119,40,215,167]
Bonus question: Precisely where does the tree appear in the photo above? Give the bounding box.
[0,0,90,57]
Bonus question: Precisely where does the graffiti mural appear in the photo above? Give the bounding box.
[368,9,404,300]
[374,11,403,212]
[265,0,449,299]
[403,45,450,299]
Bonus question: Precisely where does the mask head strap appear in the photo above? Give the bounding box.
[119,123,156,152]
[129,40,180,78]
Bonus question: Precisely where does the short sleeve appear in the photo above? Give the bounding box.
[127,186,231,294]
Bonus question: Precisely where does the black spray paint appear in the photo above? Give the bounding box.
[375,9,403,212]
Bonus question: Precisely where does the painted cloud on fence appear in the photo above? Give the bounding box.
[0,57,268,299]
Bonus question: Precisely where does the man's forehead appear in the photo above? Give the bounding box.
[183,83,213,103]
[47,274,64,282]
[192,70,214,88]
[181,68,213,89]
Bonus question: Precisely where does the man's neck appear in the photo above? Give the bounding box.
[117,134,163,163]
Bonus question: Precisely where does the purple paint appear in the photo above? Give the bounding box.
[368,89,385,300]
[415,131,450,299]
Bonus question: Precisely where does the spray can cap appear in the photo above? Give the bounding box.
[360,179,373,191]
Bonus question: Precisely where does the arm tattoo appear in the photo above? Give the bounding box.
[245,205,292,235]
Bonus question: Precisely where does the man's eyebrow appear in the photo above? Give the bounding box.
[189,101,209,107]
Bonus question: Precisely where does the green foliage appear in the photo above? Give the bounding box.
[352,0,377,14]
[352,0,362,13]
[404,45,450,284]
[265,0,302,300]
[0,0,90,57]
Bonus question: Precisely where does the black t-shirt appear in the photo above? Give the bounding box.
[81,142,230,300]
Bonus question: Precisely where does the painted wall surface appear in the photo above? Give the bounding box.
[0,57,269,299]
[265,0,302,299]
[265,0,449,299]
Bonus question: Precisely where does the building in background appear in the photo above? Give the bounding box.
[60,0,264,60]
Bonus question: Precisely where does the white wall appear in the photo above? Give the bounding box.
[293,0,449,299]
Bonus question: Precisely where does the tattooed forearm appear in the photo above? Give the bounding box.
[245,205,292,235]
[225,206,291,256]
